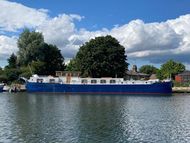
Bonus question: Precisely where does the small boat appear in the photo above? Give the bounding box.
[0,83,4,92]
[25,73,172,94]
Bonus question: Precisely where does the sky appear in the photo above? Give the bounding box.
[0,0,190,69]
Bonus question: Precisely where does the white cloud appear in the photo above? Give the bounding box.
[108,16,190,65]
[0,0,190,69]
[0,0,48,32]
[0,35,17,60]
[37,14,83,58]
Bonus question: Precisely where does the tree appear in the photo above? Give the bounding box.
[3,68,21,84]
[17,29,65,75]
[30,61,46,75]
[17,28,44,65]
[19,66,33,79]
[65,58,78,71]
[139,65,158,75]
[7,53,17,68]
[37,44,65,75]
[75,35,128,77]
[0,67,2,74]
[156,60,185,80]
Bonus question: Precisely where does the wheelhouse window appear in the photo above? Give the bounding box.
[62,73,66,76]
[110,79,116,84]
[49,79,55,83]
[37,79,43,83]
[100,79,106,84]
[91,80,97,84]
[81,79,88,84]
[56,72,62,77]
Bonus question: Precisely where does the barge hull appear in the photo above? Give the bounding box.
[26,82,172,94]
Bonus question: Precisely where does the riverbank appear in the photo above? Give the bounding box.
[172,87,190,93]
[3,84,26,92]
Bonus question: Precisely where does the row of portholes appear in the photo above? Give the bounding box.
[81,79,116,84]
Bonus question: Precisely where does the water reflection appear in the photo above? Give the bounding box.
[75,95,126,143]
[0,93,190,142]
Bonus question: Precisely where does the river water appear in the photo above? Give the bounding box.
[0,93,190,143]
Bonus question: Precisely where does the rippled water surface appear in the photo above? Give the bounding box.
[0,93,190,143]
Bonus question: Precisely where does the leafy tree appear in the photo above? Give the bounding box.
[17,29,65,75]
[156,60,185,80]
[31,61,46,75]
[75,35,128,77]
[0,67,2,74]
[17,28,44,65]
[7,53,17,68]
[65,58,78,71]
[0,67,6,83]
[38,44,65,75]
[19,66,33,79]
[0,74,7,83]
[3,68,21,84]
[139,65,158,75]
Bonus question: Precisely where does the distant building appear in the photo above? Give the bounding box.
[56,71,81,84]
[149,74,157,80]
[56,71,80,77]
[125,65,149,80]
[175,71,190,83]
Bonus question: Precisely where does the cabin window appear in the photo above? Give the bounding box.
[50,79,55,83]
[56,72,62,77]
[62,73,66,76]
[81,79,88,84]
[100,80,106,84]
[110,80,116,84]
[37,79,43,83]
[91,80,97,84]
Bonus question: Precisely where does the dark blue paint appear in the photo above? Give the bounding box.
[26,82,172,94]
[0,86,3,92]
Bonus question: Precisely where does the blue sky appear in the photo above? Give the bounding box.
[1,0,190,69]
[11,0,190,30]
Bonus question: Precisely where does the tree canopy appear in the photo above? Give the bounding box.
[65,58,78,71]
[17,28,65,75]
[7,53,17,68]
[73,35,128,77]
[37,43,65,75]
[156,60,185,80]
[17,28,44,65]
[139,65,158,75]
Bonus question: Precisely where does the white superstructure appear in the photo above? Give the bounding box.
[28,74,160,85]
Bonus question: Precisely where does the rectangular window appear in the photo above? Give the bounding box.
[100,80,106,84]
[91,80,97,84]
[110,80,116,84]
[37,79,43,83]
[56,72,61,77]
[81,79,88,84]
[50,79,55,83]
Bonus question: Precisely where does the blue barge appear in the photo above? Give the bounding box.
[26,74,172,94]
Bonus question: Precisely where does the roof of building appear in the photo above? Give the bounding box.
[149,74,157,79]
[126,70,149,76]
[178,70,190,76]
[125,64,149,76]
